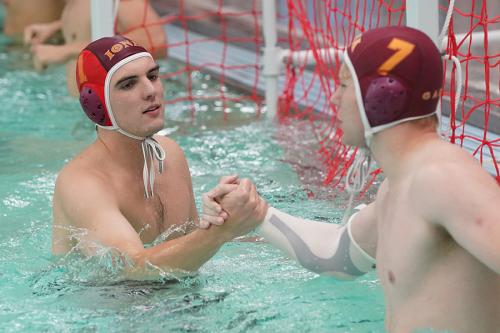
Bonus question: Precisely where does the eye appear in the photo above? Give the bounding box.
[120,79,136,90]
[148,72,159,81]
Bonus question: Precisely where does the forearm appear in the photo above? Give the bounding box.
[257,207,375,279]
[134,227,228,273]
[60,40,89,61]
[46,19,63,35]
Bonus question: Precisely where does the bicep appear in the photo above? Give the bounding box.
[350,202,378,258]
[442,188,500,273]
[159,136,198,224]
[74,209,144,258]
[58,177,143,258]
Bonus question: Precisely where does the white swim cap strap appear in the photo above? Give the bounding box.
[345,149,371,194]
[142,137,166,198]
[98,125,165,198]
[342,50,374,147]
[117,128,145,141]
[104,52,153,130]
[342,149,371,225]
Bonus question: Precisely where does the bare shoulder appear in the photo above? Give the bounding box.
[411,144,496,195]
[409,143,500,222]
[154,135,189,167]
[54,157,116,225]
[154,135,184,153]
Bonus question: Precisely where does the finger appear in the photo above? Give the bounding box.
[219,174,239,185]
[202,203,224,219]
[247,182,258,210]
[24,27,34,45]
[207,183,238,200]
[202,192,223,214]
[199,219,210,229]
[33,56,43,72]
[249,181,258,203]
[202,214,225,226]
[204,195,229,219]
[239,178,254,193]
[24,29,30,45]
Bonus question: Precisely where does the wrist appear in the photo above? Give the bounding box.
[262,204,273,222]
[203,224,233,245]
[256,202,270,225]
[50,20,63,32]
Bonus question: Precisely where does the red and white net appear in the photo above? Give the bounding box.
[118,0,499,189]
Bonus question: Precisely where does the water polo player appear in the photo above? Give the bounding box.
[51,36,266,277]
[202,26,500,332]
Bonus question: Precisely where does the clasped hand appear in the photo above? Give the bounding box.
[199,175,268,239]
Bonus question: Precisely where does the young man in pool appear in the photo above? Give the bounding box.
[52,35,267,277]
[1,0,64,44]
[23,0,166,96]
[200,26,500,332]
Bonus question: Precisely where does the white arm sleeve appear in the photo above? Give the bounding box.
[257,207,376,280]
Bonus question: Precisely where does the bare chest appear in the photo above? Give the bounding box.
[61,0,91,42]
[375,183,500,331]
[375,186,446,293]
[115,173,195,244]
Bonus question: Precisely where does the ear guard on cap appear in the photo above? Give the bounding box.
[79,85,108,126]
[363,76,409,128]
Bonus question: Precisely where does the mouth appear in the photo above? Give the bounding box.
[143,104,161,114]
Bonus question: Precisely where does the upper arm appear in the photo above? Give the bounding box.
[156,136,198,223]
[413,163,500,273]
[56,171,144,258]
[350,201,378,259]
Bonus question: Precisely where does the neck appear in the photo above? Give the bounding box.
[368,122,440,181]
[97,128,148,173]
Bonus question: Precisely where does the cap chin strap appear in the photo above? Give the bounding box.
[342,148,371,225]
[339,51,373,224]
[98,125,166,199]
[342,51,374,148]
[141,136,166,199]
[119,129,166,200]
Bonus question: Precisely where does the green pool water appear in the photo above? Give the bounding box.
[0,39,385,332]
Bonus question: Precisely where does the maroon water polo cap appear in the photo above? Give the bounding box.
[75,35,153,140]
[343,26,443,146]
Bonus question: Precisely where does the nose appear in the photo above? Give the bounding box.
[330,86,341,107]
[330,86,343,122]
[142,78,156,101]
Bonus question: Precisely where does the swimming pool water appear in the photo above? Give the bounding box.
[0,40,385,332]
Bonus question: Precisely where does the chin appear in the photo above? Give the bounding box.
[148,121,166,136]
[130,121,165,138]
[141,128,162,137]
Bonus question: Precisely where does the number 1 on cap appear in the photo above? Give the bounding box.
[377,38,415,75]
